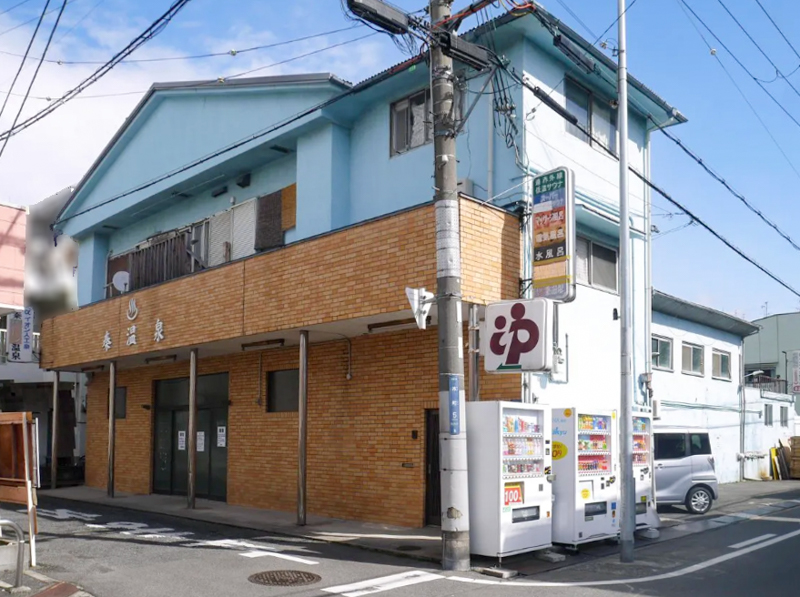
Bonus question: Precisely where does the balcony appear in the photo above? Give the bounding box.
[746,375,788,395]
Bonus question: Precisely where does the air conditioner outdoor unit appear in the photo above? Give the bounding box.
[652,398,661,420]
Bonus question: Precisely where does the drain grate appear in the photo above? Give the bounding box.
[248,570,321,587]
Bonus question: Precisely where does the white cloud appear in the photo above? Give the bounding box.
[0,10,391,207]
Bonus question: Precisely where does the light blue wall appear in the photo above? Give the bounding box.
[77,233,109,306]
[109,155,296,255]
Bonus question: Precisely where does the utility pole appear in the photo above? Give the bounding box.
[431,0,470,572]
[617,0,635,564]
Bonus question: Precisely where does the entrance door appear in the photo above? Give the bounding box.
[152,374,228,500]
[425,409,441,526]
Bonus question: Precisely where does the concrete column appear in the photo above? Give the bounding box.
[107,361,116,497]
[298,331,309,526]
[51,371,60,489]
[187,349,198,509]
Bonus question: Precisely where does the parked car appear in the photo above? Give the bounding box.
[653,428,719,514]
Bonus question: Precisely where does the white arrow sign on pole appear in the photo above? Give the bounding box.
[406,287,435,330]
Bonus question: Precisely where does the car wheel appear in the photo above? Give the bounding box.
[685,486,713,514]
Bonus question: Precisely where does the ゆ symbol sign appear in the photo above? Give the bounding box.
[490,303,539,369]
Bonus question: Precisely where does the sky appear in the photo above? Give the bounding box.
[0,0,799,320]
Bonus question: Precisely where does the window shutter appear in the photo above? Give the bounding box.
[231,199,256,261]
[255,192,283,251]
[281,184,296,231]
[208,210,232,266]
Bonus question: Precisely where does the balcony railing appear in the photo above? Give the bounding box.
[0,330,41,364]
[746,375,788,394]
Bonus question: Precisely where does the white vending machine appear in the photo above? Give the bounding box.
[632,414,655,526]
[551,408,619,547]
[466,401,553,558]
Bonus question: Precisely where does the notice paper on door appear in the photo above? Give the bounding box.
[197,431,205,452]
[217,426,226,448]
[178,431,186,451]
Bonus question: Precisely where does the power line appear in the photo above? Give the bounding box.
[753,0,800,62]
[0,0,194,142]
[501,62,800,299]
[0,0,68,159]
[54,0,105,43]
[678,0,800,132]
[716,0,800,98]
[0,0,52,124]
[0,0,35,17]
[553,0,597,41]
[0,23,362,65]
[0,0,80,38]
[673,0,800,181]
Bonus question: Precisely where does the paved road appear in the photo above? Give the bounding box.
[2,495,799,596]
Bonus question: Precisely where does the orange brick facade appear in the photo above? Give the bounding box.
[46,198,523,527]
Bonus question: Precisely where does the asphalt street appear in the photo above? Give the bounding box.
[2,495,799,596]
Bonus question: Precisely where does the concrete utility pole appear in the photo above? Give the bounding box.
[430,0,470,571]
[51,371,59,490]
[617,0,635,564]
[107,361,116,498]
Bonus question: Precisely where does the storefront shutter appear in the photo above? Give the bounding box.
[231,199,256,261]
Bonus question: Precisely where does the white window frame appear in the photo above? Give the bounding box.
[576,236,619,294]
[390,85,463,156]
[765,403,774,427]
[564,78,618,154]
[780,405,789,428]
[652,335,673,371]
[681,342,704,377]
[711,349,731,381]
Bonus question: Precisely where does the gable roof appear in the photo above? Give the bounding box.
[653,290,758,338]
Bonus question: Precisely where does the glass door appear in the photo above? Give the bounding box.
[577,414,612,475]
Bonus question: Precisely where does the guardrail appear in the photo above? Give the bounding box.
[746,375,788,394]
[0,518,25,589]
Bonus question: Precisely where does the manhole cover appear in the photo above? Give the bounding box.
[248,570,321,586]
[396,545,422,552]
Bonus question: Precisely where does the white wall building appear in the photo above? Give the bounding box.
[651,290,794,484]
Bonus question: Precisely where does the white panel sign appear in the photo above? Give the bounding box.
[792,351,800,394]
[197,431,205,453]
[5,307,34,362]
[482,299,552,373]
[217,426,226,448]
[178,431,186,451]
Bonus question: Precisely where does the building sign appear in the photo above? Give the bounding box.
[792,351,800,394]
[448,376,460,436]
[126,299,139,321]
[102,331,112,351]
[532,167,575,301]
[483,299,552,373]
[178,431,186,451]
[126,325,137,346]
[99,299,167,350]
[154,319,164,343]
[217,426,226,448]
[197,431,205,453]
[5,307,34,362]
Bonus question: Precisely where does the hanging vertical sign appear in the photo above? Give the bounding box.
[5,308,34,362]
[532,167,575,301]
[792,351,800,394]
[448,376,460,435]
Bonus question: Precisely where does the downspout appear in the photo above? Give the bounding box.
[642,129,653,407]
[487,79,494,201]
[739,342,746,482]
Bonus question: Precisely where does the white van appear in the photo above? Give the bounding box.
[653,428,719,514]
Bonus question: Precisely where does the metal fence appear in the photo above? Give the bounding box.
[746,374,788,394]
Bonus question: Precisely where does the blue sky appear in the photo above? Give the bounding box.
[1,0,799,319]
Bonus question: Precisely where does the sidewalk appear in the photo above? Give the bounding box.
[38,486,442,563]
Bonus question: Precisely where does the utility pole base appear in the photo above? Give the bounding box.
[620,539,634,563]
[442,530,471,571]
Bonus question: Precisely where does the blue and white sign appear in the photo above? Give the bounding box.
[5,307,34,362]
[448,376,460,435]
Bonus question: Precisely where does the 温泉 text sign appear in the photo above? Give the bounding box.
[5,307,34,362]
[792,351,800,394]
[482,299,552,373]
[532,168,575,301]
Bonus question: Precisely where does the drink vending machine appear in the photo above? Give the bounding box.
[551,408,619,547]
[466,401,553,558]
[632,414,655,526]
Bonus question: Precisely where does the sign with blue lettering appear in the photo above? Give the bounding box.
[448,376,460,435]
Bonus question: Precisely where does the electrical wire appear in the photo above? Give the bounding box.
[653,219,696,239]
[673,0,800,181]
[0,0,79,38]
[54,0,105,44]
[499,61,800,299]
[716,0,800,98]
[0,0,52,124]
[0,0,194,142]
[553,0,597,41]
[753,0,800,63]
[0,0,35,17]
[0,0,67,159]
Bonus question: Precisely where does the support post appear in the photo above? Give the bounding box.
[431,0,470,571]
[107,361,116,498]
[187,349,198,509]
[617,0,635,563]
[468,304,480,402]
[298,330,309,526]
[51,371,59,490]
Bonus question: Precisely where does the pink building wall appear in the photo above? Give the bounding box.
[0,203,26,310]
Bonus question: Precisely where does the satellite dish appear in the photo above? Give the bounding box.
[112,271,130,293]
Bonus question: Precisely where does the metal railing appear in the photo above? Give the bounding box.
[746,375,788,394]
[0,330,41,363]
[0,519,26,589]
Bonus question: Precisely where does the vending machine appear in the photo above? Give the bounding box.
[632,414,655,526]
[551,408,619,547]
[466,401,553,558]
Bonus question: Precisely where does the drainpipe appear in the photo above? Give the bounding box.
[187,349,198,509]
[298,330,309,526]
[107,361,116,498]
[643,130,653,407]
[51,371,59,490]
[487,79,494,201]
[739,342,746,482]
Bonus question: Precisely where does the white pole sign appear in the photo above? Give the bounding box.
[6,307,34,362]
[482,299,552,373]
[792,350,800,394]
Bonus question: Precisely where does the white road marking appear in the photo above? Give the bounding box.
[239,550,318,565]
[323,571,443,596]
[728,534,777,549]
[448,528,800,588]
[730,513,800,523]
